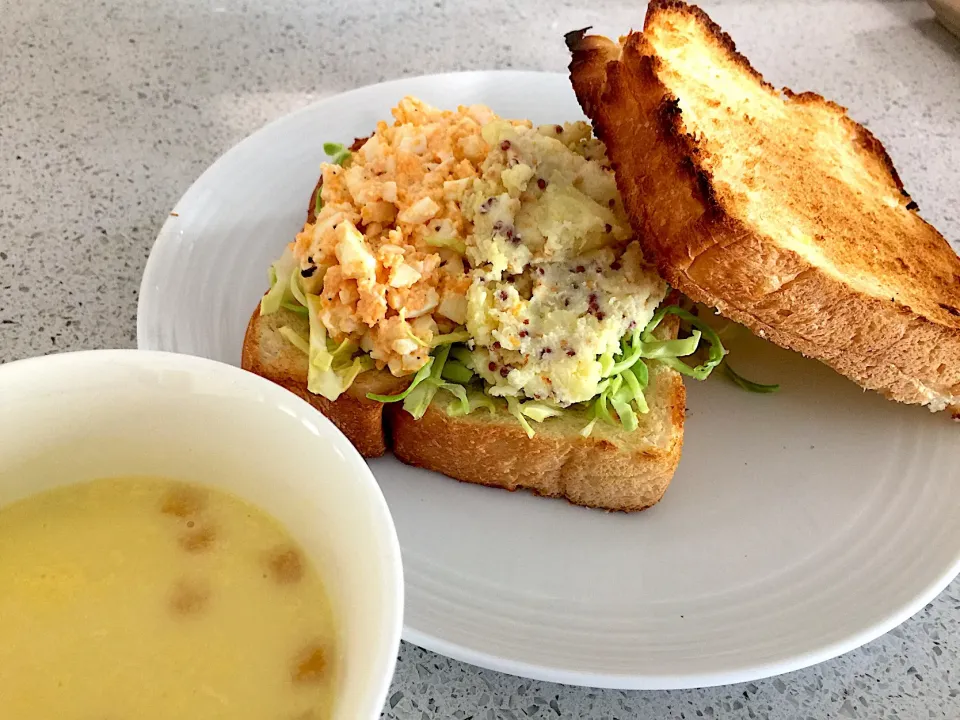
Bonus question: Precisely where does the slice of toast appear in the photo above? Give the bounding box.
[241,306,409,457]
[242,304,686,511]
[567,1,960,412]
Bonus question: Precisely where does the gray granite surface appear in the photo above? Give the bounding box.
[2,0,960,717]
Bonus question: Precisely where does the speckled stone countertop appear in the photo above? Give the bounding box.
[3,0,960,716]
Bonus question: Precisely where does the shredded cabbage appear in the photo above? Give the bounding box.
[440,359,473,384]
[302,294,371,400]
[323,142,351,166]
[288,268,308,307]
[430,330,471,347]
[366,358,435,404]
[278,326,309,355]
[260,248,299,315]
[641,306,725,380]
[434,381,470,415]
[445,390,497,417]
[520,401,562,423]
[280,302,309,316]
[506,396,536,439]
[638,331,702,360]
[721,359,780,393]
[402,345,450,419]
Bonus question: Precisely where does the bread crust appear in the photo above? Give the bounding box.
[567,2,960,411]
[389,369,685,512]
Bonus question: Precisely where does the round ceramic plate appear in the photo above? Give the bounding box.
[138,71,960,689]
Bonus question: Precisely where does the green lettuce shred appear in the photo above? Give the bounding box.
[589,304,726,432]
[323,142,352,166]
[288,267,308,307]
[431,330,471,347]
[641,306,725,380]
[280,301,309,316]
[278,326,309,355]
[303,294,372,400]
[365,358,435,404]
[721,359,780,393]
[440,359,474,384]
[446,390,496,418]
[506,397,535,439]
[519,401,562,423]
[401,345,450,419]
[260,248,299,316]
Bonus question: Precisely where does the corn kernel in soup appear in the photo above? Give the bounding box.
[0,477,336,720]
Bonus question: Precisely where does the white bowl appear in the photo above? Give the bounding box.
[0,350,403,719]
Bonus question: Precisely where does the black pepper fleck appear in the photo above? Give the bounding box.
[301,266,317,278]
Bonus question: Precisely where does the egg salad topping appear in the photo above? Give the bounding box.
[261,97,726,432]
[291,97,508,376]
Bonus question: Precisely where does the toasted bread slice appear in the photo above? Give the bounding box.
[242,303,686,510]
[567,1,960,412]
[390,360,684,511]
[241,305,408,457]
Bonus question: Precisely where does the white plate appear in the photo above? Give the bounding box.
[138,71,960,689]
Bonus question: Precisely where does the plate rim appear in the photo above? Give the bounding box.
[136,70,960,689]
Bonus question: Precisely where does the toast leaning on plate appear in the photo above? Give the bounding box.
[568,0,960,413]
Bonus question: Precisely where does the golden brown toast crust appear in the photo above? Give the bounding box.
[567,2,960,410]
[389,370,685,512]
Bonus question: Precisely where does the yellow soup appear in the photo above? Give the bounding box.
[0,477,336,720]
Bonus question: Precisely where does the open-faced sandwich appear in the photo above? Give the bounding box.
[242,97,724,511]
